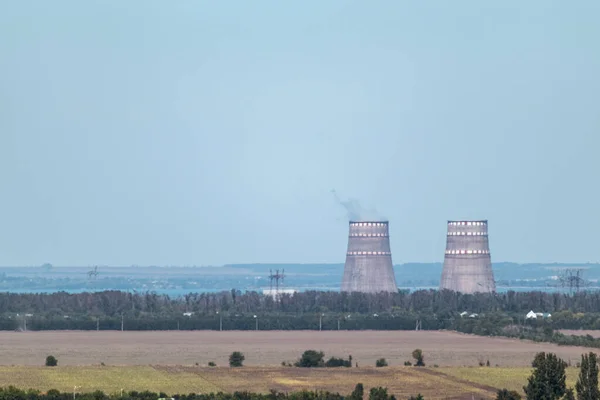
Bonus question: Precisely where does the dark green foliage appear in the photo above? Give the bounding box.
[412,349,425,367]
[368,387,395,400]
[375,358,388,368]
[229,351,245,367]
[564,388,575,400]
[404,361,412,366]
[295,350,325,368]
[524,352,567,400]
[496,389,521,400]
[350,383,364,400]
[408,395,424,400]
[575,352,599,400]
[0,385,408,400]
[8,289,600,335]
[45,355,57,367]
[324,357,351,368]
[208,361,216,367]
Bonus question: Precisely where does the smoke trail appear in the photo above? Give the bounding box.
[331,189,385,222]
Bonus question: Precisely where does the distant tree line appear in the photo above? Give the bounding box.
[0,385,411,400]
[3,289,600,331]
[6,289,600,314]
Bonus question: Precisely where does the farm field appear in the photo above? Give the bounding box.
[0,365,506,400]
[439,367,579,395]
[0,330,596,367]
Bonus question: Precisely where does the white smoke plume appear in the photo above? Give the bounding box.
[331,189,386,222]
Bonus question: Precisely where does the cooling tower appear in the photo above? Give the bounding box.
[439,220,496,294]
[341,221,398,293]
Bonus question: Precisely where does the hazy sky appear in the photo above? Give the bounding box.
[1,1,599,267]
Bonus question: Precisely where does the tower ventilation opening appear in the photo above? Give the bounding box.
[340,221,398,293]
[439,220,496,294]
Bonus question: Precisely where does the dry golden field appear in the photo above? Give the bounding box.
[0,330,595,367]
[0,365,504,400]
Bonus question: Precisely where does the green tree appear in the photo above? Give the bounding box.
[496,389,522,400]
[295,350,325,367]
[228,351,245,367]
[369,387,395,400]
[350,383,364,400]
[375,358,388,367]
[576,352,599,400]
[45,355,58,367]
[412,349,425,367]
[524,352,567,400]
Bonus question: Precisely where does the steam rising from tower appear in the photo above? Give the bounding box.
[341,221,398,293]
[439,220,496,294]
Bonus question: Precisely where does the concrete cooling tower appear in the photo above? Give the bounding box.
[341,221,398,293]
[439,220,496,294]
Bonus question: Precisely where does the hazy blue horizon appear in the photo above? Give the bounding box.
[2,1,599,267]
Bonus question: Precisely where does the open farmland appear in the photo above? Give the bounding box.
[0,365,502,400]
[0,330,596,367]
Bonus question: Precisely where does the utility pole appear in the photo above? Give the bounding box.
[96,318,99,331]
[337,319,340,331]
[121,314,124,332]
[254,315,258,331]
[319,314,324,331]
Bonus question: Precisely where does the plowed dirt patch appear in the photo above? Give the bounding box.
[0,330,595,367]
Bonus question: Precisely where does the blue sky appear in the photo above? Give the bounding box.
[1,1,599,266]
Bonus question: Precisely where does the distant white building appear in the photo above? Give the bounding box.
[526,310,551,319]
[262,289,297,299]
[183,312,194,317]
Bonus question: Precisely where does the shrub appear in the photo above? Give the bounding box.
[496,388,521,400]
[325,356,351,368]
[404,361,412,366]
[369,387,391,400]
[412,349,425,367]
[295,350,325,368]
[208,361,216,367]
[375,358,388,368]
[45,355,58,367]
[229,351,245,367]
[350,383,364,400]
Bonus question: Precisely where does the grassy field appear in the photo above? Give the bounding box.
[439,367,580,395]
[0,331,594,399]
[0,330,596,367]
[0,366,501,400]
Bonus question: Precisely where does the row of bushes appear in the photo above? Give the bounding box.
[0,385,421,400]
[43,350,427,369]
